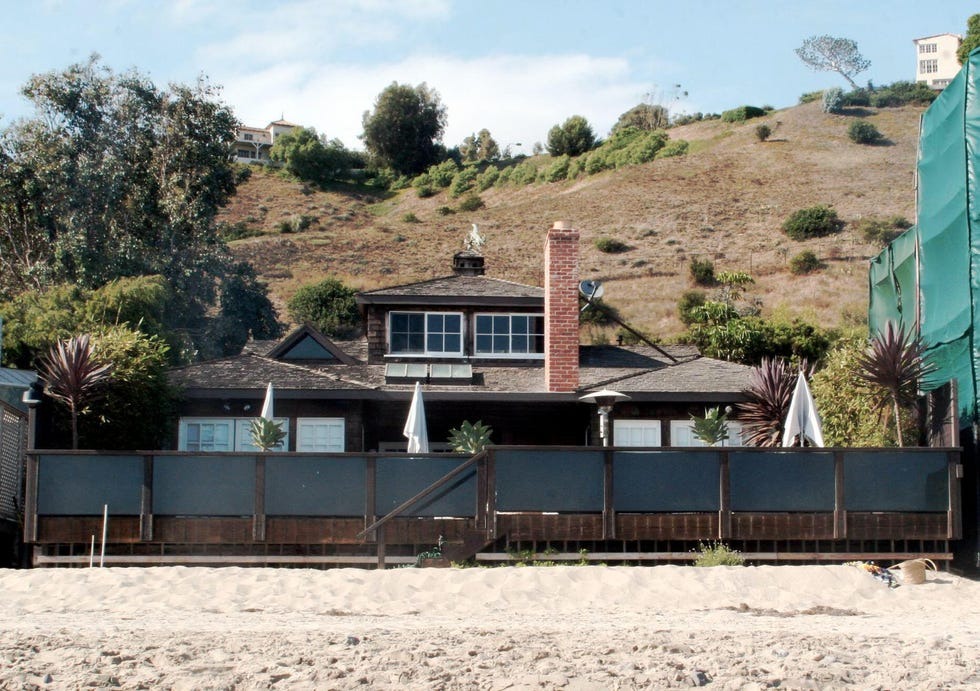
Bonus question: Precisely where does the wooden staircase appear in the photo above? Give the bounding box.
[440,529,497,563]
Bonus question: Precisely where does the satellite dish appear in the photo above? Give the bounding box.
[578,280,604,301]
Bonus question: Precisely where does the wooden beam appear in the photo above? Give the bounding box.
[718,451,731,539]
[377,525,386,570]
[472,551,953,562]
[33,553,417,566]
[140,455,153,542]
[365,457,376,542]
[948,451,962,540]
[253,455,266,542]
[834,451,845,540]
[23,454,38,544]
[602,449,615,540]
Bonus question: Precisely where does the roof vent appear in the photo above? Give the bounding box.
[452,251,485,276]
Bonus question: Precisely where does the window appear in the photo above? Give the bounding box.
[179,417,290,452]
[243,133,254,141]
[918,43,937,54]
[296,418,345,452]
[920,59,938,74]
[474,314,545,356]
[613,419,661,447]
[669,420,744,447]
[236,149,256,159]
[389,312,463,355]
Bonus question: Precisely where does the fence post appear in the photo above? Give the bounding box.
[834,451,846,540]
[253,455,266,542]
[486,449,497,540]
[365,457,377,542]
[948,450,962,540]
[140,455,154,542]
[603,449,615,539]
[23,453,38,544]
[718,451,731,540]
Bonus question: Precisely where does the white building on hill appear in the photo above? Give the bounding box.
[233,119,299,163]
[913,33,963,90]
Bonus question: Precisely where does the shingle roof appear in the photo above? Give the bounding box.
[357,274,543,301]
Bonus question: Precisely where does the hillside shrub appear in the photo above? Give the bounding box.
[567,156,585,179]
[217,221,262,241]
[799,90,824,104]
[510,161,538,186]
[782,205,844,240]
[656,139,689,158]
[841,88,871,107]
[754,124,771,142]
[678,290,707,325]
[449,166,479,197]
[721,106,766,123]
[277,214,314,234]
[494,166,513,186]
[545,155,571,182]
[429,159,458,187]
[457,194,485,212]
[595,237,629,253]
[821,87,844,114]
[789,250,822,275]
[546,115,596,156]
[435,205,455,216]
[854,216,912,246]
[693,541,745,567]
[870,81,937,107]
[475,167,499,191]
[672,112,720,126]
[287,278,359,337]
[413,172,436,198]
[848,120,884,145]
[690,257,716,286]
[584,150,611,175]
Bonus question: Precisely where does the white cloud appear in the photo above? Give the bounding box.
[219,52,648,151]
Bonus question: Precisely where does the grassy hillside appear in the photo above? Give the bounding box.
[221,100,923,341]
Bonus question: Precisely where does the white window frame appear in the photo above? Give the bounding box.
[178,417,290,452]
[387,311,464,357]
[296,418,345,452]
[920,59,938,74]
[669,419,744,447]
[473,313,545,358]
[613,419,662,447]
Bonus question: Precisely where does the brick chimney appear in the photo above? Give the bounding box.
[544,221,580,392]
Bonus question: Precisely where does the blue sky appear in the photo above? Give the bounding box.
[0,1,974,152]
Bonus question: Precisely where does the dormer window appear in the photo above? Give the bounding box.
[475,314,544,356]
[389,311,463,356]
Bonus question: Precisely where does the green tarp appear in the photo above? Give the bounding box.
[869,49,980,426]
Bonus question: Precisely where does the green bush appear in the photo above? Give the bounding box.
[412,172,436,198]
[869,80,937,107]
[449,166,478,197]
[720,106,766,123]
[429,159,459,187]
[457,194,485,212]
[841,88,871,107]
[545,155,571,182]
[475,167,499,191]
[435,205,455,216]
[789,250,822,275]
[584,150,611,175]
[401,212,420,223]
[595,237,629,253]
[754,125,771,142]
[277,214,314,234]
[546,115,596,156]
[217,221,262,241]
[494,166,513,187]
[286,278,359,337]
[693,541,745,567]
[854,216,912,246]
[782,205,844,240]
[799,90,824,104]
[510,161,538,186]
[848,120,884,145]
[689,257,716,286]
[678,290,707,325]
[655,139,688,158]
[821,87,844,114]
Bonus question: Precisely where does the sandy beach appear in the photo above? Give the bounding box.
[0,564,977,689]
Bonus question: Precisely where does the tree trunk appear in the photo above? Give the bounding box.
[892,396,904,447]
[71,405,79,450]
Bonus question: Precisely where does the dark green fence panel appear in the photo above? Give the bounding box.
[376,455,475,517]
[844,451,948,511]
[495,449,604,512]
[730,451,835,511]
[266,455,366,516]
[613,451,720,511]
[37,455,142,515]
[154,455,255,516]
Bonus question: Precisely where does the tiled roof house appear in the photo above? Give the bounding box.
[170,223,753,452]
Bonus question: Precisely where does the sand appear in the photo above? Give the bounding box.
[0,564,978,689]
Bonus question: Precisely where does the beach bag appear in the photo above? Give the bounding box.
[889,558,936,585]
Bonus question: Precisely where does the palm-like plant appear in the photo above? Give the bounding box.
[738,357,797,447]
[448,420,493,454]
[250,418,286,452]
[690,406,731,446]
[854,321,934,447]
[37,334,114,449]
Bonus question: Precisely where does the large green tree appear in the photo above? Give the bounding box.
[286,278,359,337]
[269,127,361,184]
[459,129,500,163]
[0,56,276,358]
[361,82,448,176]
[958,14,980,65]
[546,115,596,157]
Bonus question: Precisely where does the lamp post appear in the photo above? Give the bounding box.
[579,389,631,447]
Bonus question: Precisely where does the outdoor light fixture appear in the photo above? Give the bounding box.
[579,389,631,446]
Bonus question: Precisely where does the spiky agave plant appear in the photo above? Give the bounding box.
[854,321,934,447]
[737,357,799,447]
[37,334,114,449]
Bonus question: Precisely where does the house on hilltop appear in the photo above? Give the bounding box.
[232,119,300,163]
[169,223,753,452]
[913,33,963,90]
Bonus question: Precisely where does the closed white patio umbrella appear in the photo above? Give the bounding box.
[403,381,429,453]
[782,372,824,447]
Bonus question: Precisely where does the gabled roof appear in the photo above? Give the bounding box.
[169,354,375,393]
[265,324,358,364]
[267,119,300,128]
[356,274,544,306]
[913,33,962,42]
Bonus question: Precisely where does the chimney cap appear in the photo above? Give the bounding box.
[551,220,574,231]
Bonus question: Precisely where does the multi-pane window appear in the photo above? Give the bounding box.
[389,312,463,355]
[179,418,290,452]
[474,314,545,356]
[296,418,345,452]
[243,133,254,140]
[669,420,744,447]
[613,420,662,446]
[236,149,256,159]
[918,43,937,54]
[920,59,938,74]
[235,419,289,452]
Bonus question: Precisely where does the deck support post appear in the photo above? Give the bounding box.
[377,526,386,570]
[253,455,266,542]
[23,454,38,544]
[140,455,154,542]
[365,457,377,542]
[833,451,846,540]
[718,451,731,540]
[603,449,615,539]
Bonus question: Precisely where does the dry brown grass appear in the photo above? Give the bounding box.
[223,101,922,339]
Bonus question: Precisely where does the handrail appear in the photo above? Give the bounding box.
[356,450,487,539]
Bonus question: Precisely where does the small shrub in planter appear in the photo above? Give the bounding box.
[754,124,772,142]
[782,205,844,240]
[848,120,884,145]
[789,250,822,275]
[595,237,629,253]
[689,257,716,286]
[457,194,485,212]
